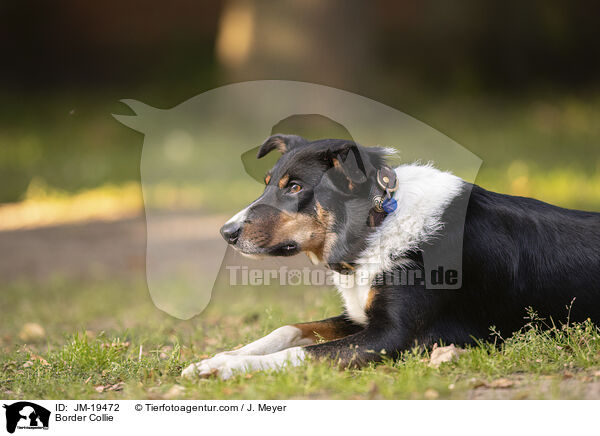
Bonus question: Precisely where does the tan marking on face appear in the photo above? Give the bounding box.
[264,174,271,185]
[241,209,326,253]
[273,211,324,249]
[293,320,350,343]
[316,202,337,261]
[365,288,377,311]
[239,201,337,257]
[278,174,290,189]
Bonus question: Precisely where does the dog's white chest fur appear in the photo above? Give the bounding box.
[333,164,464,326]
[332,272,374,326]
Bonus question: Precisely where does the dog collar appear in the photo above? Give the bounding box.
[368,166,398,227]
[329,166,398,274]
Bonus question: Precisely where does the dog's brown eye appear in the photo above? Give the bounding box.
[289,183,302,194]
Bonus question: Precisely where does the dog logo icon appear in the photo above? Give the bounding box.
[2,402,50,434]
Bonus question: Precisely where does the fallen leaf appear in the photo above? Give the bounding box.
[30,354,50,366]
[2,361,17,371]
[490,378,514,388]
[424,388,439,399]
[107,382,124,391]
[22,361,33,368]
[18,323,46,342]
[429,344,464,368]
[164,385,185,399]
[469,378,487,388]
[94,385,105,393]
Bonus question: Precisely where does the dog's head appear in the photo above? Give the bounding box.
[221,134,392,271]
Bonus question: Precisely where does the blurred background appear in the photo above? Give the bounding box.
[1,0,600,350]
[2,0,600,219]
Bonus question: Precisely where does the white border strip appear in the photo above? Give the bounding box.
[0,400,595,435]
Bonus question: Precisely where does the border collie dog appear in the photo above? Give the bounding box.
[183,135,600,380]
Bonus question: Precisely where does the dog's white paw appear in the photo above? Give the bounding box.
[181,349,244,379]
[182,347,306,380]
[181,361,203,379]
[181,354,252,380]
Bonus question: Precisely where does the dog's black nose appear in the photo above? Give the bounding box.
[220,222,241,245]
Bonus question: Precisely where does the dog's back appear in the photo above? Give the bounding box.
[456,184,600,338]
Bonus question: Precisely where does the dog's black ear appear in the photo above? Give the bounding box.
[256,134,308,159]
[325,142,370,187]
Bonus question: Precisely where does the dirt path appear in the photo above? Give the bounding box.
[0,212,226,282]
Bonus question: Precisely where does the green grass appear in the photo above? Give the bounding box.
[2,278,600,400]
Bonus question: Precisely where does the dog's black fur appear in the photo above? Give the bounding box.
[363,185,600,359]
[221,135,600,367]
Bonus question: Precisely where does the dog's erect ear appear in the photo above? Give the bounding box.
[325,142,370,187]
[256,134,308,159]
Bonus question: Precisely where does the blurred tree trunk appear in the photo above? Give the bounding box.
[216,0,379,90]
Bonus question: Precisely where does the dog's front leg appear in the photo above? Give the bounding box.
[304,326,410,368]
[182,315,361,379]
[183,325,407,380]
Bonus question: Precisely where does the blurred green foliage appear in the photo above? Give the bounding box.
[0,95,142,203]
[1,2,599,210]
[1,90,598,211]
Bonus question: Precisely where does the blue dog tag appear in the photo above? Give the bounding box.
[382,198,397,213]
